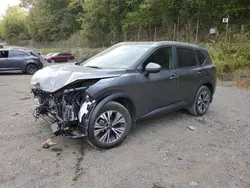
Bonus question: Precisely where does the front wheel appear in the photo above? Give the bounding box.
[188,86,211,116]
[88,101,132,149]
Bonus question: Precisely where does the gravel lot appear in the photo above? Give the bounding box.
[0,74,250,188]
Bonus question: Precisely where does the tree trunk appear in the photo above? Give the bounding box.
[195,20,199,44]
[173,24,176,41]
[177,17,180,41]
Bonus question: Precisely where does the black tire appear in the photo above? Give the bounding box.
[88,101,132,149]
[188,86,211,116]
[25,64,38,75]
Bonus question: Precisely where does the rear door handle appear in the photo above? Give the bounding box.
[170,75,178,80]
[197,71,204,75]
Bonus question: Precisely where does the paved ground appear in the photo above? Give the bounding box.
[0,74,250,188]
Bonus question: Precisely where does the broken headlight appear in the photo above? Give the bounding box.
[62,86,89,123]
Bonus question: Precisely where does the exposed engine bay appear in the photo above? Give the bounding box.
[32,86,96,138]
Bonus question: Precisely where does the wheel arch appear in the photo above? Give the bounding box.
[203,82,214,95]
[23,62,38,72]
[95,92,136,121]
[190,81,215,105]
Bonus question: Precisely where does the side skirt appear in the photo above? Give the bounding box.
[138,101,189,121]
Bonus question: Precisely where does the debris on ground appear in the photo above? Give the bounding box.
[20,96,31,100]
[11,112,20,117]
[177,157,183,160]
[188,126,195,131]
[41,139,56,148]
[189,181,199,186]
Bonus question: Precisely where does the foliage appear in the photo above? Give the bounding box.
[0,0,248,44]
[0,6,29,44]
[207,38,250,79]
[25,0,82,42]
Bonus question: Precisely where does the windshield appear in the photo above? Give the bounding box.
[82,44,150,69]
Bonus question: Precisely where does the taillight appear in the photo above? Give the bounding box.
[212,65,216,71]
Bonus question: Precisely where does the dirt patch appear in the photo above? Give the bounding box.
[19,96,31,100]
[51,148,63,152]
[1,74,250,188]
[72,142,85,182]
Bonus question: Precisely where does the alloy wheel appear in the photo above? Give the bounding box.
[197,90,210,114]
[26,64,37,74]
[94,110,126,144]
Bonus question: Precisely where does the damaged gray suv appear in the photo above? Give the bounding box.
[31,41,216,149]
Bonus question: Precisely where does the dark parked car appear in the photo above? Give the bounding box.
[31,41,216,149]
[46,52,75,63]
[0,49,43,74]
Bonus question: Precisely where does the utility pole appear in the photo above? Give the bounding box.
[154,28,157,41]
[223,16,229,42]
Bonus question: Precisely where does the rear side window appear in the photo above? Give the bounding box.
[63,53,71,56]
[196,50,206,65]
[144,47,173,69]
[9,51,27,57]
[176,48,197,67]
[0,51,9,58]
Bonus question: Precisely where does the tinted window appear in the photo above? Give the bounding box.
[177,48,197,67]
[196,50,206,65]
[144,47,172,69]
[9,51,27,57]
[0,51,9,58]
[63,53,71,56]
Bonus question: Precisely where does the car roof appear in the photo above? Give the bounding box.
[116,41,204,50]
[0,48,32,53]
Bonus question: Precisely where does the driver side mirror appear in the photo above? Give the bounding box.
[145,62,162,75]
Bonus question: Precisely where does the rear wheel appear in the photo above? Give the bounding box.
[25,64,38,75]
[188,86,211,116]
[88,101,132,149]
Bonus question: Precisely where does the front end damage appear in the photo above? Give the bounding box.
[32,86,96,138]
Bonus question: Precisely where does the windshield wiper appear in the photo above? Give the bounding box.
[85,65,102,69]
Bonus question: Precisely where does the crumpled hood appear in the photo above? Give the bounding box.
[31,63,124,92]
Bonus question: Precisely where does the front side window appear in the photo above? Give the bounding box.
[144,47,172,69]
[177,48,197,67]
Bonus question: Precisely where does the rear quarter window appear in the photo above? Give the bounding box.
[9,51,27,57]
[176,47,197,67]
[195,50,206,65]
